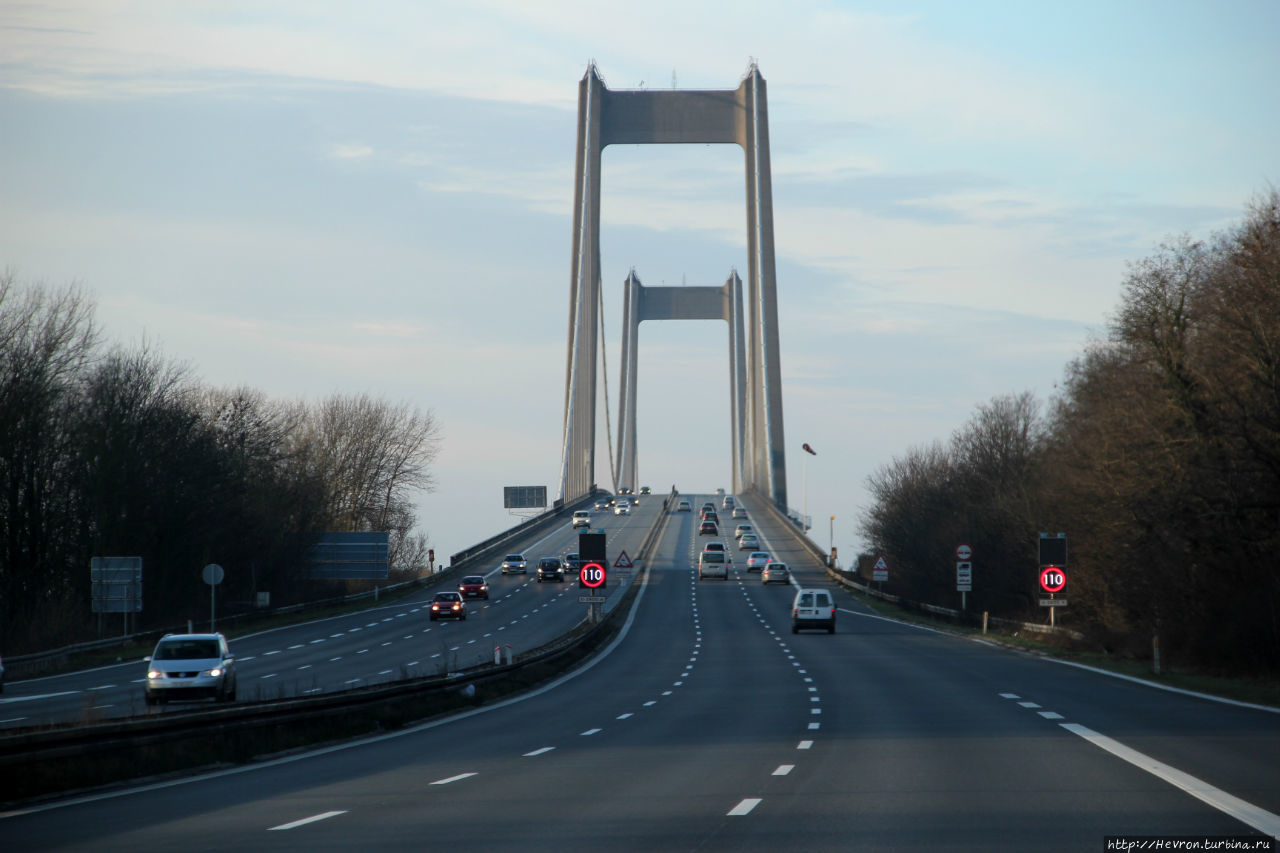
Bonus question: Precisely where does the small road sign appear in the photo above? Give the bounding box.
[956,544,972,561]
[578,595,607,604]
[614,551,633,569]
[956,561,972,592]
[1040,566,1066,593]
[1039,598,1068,607]
[872,554,889,583]
[580,562,607,589]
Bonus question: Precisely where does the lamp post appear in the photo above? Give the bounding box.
[829,515,835,551]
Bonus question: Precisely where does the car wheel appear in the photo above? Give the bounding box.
[791,624,799,634]
[828,624,836,634]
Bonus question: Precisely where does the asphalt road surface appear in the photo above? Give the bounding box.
[3,493,1278,851]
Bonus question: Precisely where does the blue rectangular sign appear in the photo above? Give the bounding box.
[307,531,390,579]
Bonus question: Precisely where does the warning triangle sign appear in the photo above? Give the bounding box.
[873,555,889,570]
[613,551,634,569]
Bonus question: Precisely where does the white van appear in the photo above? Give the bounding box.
[572,510,591,528]
[791,588,836,633]
[698,550,729,580]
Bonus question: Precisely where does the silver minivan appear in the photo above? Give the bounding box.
[791,588,836,633]
[698,550,729,580]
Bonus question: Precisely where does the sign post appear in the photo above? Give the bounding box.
[871,554,889,591]
[202,563,224,631]
[955,544,973,610]
[1037,532,1068,627]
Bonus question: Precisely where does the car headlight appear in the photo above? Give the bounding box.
[148,670,164,680]
[206,667,223,678]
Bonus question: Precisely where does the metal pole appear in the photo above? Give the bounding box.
[210,583,216,631]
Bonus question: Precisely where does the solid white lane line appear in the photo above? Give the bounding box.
[430,773,478,786]
[268,810,347,831]
[524,747,555,757]
[1060,723,1280,838]
[728,798,762,816]
[772,765,794,776]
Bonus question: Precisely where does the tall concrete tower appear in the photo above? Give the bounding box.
[559,63,787,510]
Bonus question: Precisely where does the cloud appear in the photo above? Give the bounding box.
[330,143,373,160]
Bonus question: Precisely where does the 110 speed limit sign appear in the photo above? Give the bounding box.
[1039,566,1066,593]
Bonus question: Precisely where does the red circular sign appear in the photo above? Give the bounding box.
[1040,566,1066,593]
[580,562,607,588]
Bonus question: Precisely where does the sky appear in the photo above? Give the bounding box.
[2,1,1277,565]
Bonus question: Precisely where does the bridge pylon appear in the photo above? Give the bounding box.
[559,63,787,510]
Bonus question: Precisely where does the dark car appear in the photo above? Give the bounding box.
[564,552,583,573]
[458,575,489,599]
[699,520,719,536]
[537,558,565,582]
[430,591,467,621]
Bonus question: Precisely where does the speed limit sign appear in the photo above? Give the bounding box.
[1039,566,1066,593]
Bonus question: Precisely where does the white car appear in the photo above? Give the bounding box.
[572,510,591,528]
[698,551,729,580]
[738,533,760,550]
[614,500,631,516]
[145,633,237,705]
[792,588,836,633]
[501,554,528,574]
[677,499,691,512]
[745,551,771,571]
[733,523,754,540]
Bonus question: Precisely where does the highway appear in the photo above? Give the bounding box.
[3,493,1279,850]
[0,497,661,730]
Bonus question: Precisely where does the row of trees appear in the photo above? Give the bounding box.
[860,190,1280,673]
[0,272,439,653]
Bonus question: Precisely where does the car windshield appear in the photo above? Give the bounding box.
[504,555,523,562]
[434,593,460,602]
[540,560,559,568]
[154,639,219,660]
[462,577,484,584]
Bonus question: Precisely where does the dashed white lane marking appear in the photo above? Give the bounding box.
[798,740,813,750]
[581,728,602,736]
[999,692,1020,699]
[430,772,478,786]
[1039,711,1064,720]
[1061,722,1280,838]
[1018,701,1041,709]
[524,747,555,757]
[617,713,633,720]
[728,798,762,816]
[268,810,347,831]
[772,765,794,776]
[808,723,820,730]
